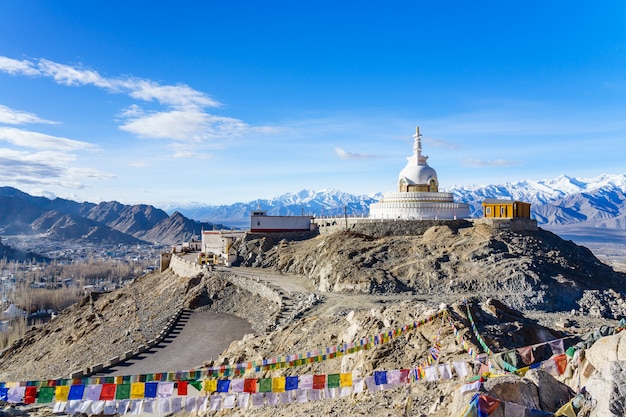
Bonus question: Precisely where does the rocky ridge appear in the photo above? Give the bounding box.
[0,221,625,416]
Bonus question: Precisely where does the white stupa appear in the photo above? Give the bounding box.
[369,127,470,220]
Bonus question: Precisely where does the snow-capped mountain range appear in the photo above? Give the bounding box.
[166,173,626,230]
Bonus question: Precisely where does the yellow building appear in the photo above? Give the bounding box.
[482,199,531,219]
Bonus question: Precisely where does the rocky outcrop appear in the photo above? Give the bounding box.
[233,222,626,317]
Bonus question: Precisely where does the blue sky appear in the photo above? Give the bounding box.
[1,1,625,206]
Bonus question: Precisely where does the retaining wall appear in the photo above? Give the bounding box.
[169,253,207,277]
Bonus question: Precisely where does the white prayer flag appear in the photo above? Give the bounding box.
[209,395,222,411]
[296,389,308,403]
[184,396,197,412]
[280,391,293,404]
[171,397,183,413]
[142,398,155,414]
[85,385,103,401]
[117,399,130,415]
[543,357,560,377]
[223,394,236,409]
[230,378,245,393]
[238,393,250,409]
[104,400,117,415]
[460,381,481,394]
[424,365,439,382]
[339,387,351,397]
[309,389,323,401]
[7,386,24,403]
[505,401,526,417]
[128,399,142,415]
[438,363,452,380]
[157,398,170,414]
[351,378,363,394]
[90,400,105,415]
[386,370,402,386]
[453,361,468,378]
[299,375,313,390]
[365,376,379,392]
[266,392,279,405]
[251,393,265,407]
[78,400,93,414]
[53,401,67,413]
[157,382,174,398]
[197,396,208,412]
[548,339,565,356]
[66,399,81,414]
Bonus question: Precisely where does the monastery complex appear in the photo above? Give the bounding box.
[166,126,535,269]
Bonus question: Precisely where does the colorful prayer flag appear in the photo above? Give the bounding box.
[115,384,131,400]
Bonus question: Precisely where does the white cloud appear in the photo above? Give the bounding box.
[0,126,99,151]
[37,59,117,90]
[0,56,39,76]
[0,105,59,125]
[0,148,113,188]
[334,147,378,160]
[119,107,260,141]
[461,158,522,168]
[0,55,275,146]
[128,80,221,109]
[171,150,210,159]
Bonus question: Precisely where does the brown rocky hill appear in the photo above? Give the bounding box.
[1,220,625,416]
[234,220,626,317]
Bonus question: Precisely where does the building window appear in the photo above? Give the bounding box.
[500,207,506,216]
[485,207,491,215]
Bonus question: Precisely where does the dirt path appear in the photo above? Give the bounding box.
[224,266,421,316]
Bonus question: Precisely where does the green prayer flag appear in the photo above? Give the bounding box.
[115,383,131,399]
[189,380,203,391]
[327,374,340,388]
[37,386,55,403]
[258,378,272,393]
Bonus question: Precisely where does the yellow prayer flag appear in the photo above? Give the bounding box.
[115,376,123,385]
[272,376,286,393]
[204,380,217,393]
[555,401,577,417]
[339,373,352,387]
[55,385,70,402]
[130,382,145,399]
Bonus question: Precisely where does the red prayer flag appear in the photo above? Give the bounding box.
[554,354,567,375]
[312,374,326,390]
[100,383,116,400]
[244,379,257,393]
[478,394,500,414]
[177,381,188,396]
[24,386,37,404]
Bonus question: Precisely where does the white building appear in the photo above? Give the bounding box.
[250,210,314,233]
[369,127,470,220]
[201,230,244,266]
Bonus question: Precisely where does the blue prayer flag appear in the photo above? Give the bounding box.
[374,371,387,385]
[68,385,85,400]
[217,379,230,393]
[144,382,158,398]
[285,376,298,391]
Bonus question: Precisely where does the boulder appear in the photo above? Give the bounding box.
[585,360,626,417]
[585,331,626,371]
[481,375,542,414]
[524,369,574,412]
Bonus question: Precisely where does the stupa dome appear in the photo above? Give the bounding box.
[399,164,438,187]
